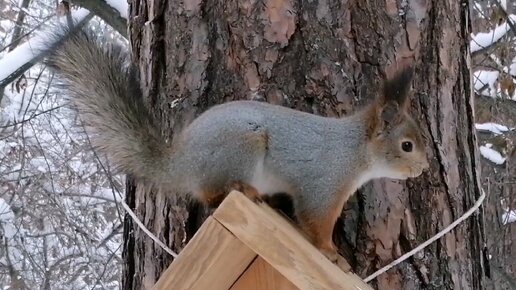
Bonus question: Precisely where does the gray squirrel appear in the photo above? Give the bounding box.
[47,29,429,265]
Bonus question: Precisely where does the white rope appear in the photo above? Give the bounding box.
[364,189,486,283]
[86,135,179,258]
[116,187,486,274]
[119,200,178,258]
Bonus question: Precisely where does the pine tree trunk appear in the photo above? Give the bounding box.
[122,0,486,289]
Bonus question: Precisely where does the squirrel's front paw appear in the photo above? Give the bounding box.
[319,247,338,263]
[319,247,351,272]
[244,191,263,203]
[335,256,351,272]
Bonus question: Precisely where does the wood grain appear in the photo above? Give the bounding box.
[151,217,256,290]
[213,191,373,290]
[230,257,299,290]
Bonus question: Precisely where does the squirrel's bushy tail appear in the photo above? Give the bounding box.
[47,29,171,184]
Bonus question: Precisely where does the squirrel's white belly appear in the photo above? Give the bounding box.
[250,160,293,195]
[353,163,403,190]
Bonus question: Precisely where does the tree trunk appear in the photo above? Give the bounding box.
[122,0,487,289]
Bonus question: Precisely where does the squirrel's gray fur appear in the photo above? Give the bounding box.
[47,28,429,263]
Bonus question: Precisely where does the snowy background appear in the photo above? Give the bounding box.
[0,1,127,289]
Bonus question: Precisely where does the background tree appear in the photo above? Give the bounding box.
[122,0,486,289]
[470,1,516,289]
[0,1,126,288]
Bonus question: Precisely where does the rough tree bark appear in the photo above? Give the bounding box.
[122,0,487,289]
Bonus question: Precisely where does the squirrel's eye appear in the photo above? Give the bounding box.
[402,141,413,152]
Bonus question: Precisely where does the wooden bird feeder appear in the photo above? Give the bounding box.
[151,191,373,290]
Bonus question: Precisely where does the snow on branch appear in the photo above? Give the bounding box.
[500,0,507,11]
[502,210,516,225]
[70,0,128,37]
[473,69,516,101]
[473,70,499,97]
[475,123,511,135]
[0,198,15,239]
[0,9,93,88]
[470,14,516,54]
[0,198,14,222]
[105,0,128,19]
[479,144,506,165]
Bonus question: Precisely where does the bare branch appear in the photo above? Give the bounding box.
[0,10,93,89]
[471,2,516,57]
[70,0,128,38]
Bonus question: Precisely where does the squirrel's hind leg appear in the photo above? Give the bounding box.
[294,189,351,270]
[197,181,262,207]
[199,189,227,208]
[297,210,340,263]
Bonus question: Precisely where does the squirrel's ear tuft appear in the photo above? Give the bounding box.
[381,66,414,109]
[368,66,414,136]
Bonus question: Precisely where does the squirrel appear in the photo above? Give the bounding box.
[46,28,429,265]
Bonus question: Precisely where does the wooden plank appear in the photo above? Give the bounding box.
[230,257,299,290]
[213,191,373,290]
[151,217,257,290]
